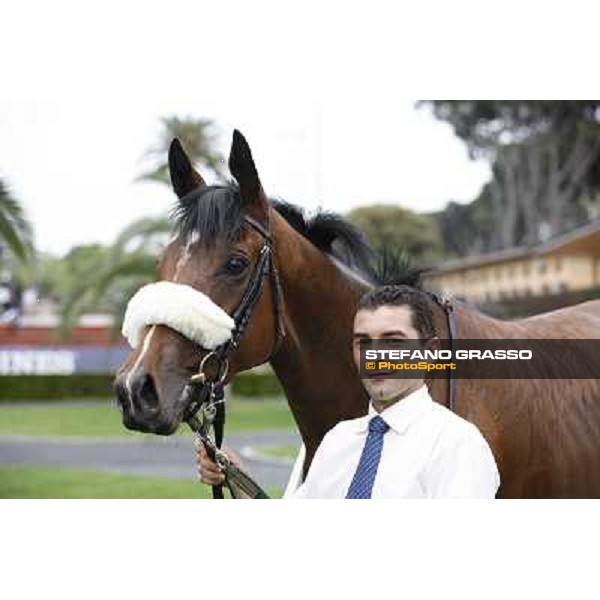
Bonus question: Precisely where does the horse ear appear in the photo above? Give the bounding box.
[168,138,205,199]
[228,130,268,212]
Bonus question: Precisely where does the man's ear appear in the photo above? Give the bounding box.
[424,336,441,352]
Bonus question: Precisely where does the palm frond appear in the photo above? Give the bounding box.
[59,253,157,336]
[0,181,34,263]
[138,115,226,184]
[111,217,171,257]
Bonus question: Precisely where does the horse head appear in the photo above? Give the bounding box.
[114,131,283,434]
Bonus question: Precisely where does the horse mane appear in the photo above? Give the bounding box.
[370,246,425,289]
[270,198,376,279]
[171,183,423,288]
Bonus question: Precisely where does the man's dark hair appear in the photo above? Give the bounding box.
[357,285,437,340]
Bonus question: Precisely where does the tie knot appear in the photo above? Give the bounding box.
[368,415,389,434]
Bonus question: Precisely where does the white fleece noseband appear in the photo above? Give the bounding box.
[121,281,235,350]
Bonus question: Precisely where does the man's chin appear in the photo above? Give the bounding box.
[363,380,417,404]
[364,382,397,400]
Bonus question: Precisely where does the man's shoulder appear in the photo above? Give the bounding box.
[322,414,367,442]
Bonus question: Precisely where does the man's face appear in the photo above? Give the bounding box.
[352,305,426,406]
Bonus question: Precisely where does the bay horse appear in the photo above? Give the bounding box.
[114,130,600,498]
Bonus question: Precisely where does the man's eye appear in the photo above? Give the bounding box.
[385,339,409,347]
[224,256,248,276]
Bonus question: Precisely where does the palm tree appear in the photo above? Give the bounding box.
[60,114,224,333]
[60,216,171,334]
[0,179,34,265]
[138,115,226,184]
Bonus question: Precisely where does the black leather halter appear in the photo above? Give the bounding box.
[212,214,285,362]
[181,207,285,499]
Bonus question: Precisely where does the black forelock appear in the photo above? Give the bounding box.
[170,183,246,245]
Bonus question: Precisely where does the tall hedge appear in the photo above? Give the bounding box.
[0,372,283,401]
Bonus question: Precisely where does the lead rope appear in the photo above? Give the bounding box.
[185,374,270,499]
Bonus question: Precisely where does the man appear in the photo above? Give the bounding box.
[198,285,500,498]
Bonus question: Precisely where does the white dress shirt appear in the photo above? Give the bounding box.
[284,384,500,499]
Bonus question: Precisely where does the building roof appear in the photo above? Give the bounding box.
[428,220,600,275]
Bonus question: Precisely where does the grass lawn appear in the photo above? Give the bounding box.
[0,466,283,499]
[0,397,295,438]
[260,444,299,460]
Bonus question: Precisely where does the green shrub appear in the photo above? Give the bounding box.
[0,372,283,401]
[0,375,114,401]
[231,373,283,397]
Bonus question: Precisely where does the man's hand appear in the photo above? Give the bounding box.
[195,439,243,487]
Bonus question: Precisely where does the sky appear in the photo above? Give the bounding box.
[4,0,564,257]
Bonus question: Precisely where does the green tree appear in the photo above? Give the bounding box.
[346,204,444,265]
[138,115,225,184]
[422,101,600,251]
[59,217,171,334]
[59,113,225,332]
[0,179,34,266]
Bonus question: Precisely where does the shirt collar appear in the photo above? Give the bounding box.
[356,384,433,435]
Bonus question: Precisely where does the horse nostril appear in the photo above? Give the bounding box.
[137,372,160,412]
[114,381,129,413]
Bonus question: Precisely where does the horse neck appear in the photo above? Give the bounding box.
[269,218,371,464]
[426,298,518,440]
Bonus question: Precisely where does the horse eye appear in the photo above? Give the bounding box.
[224,256,248,276]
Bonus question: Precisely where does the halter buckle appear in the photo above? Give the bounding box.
[189,372,206,385]
[189,350,229,387]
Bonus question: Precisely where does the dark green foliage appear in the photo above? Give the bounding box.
[138,115,225,183]
[346,204,444,265]
[0,179,34,264]
[0,372,283,401]
[230,372,283,397]
[0,375,115,401]
[422,101,600,255]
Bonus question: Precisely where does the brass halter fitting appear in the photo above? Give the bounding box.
[189,350,229,386]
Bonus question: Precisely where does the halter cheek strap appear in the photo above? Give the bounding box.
[429,292,457,413]
[213,214,285,362]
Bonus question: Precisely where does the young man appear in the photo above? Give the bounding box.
[197,285,500,498]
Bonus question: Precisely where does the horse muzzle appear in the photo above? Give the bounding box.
[113,370,181,435]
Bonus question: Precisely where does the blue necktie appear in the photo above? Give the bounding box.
[345,415,390,499]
